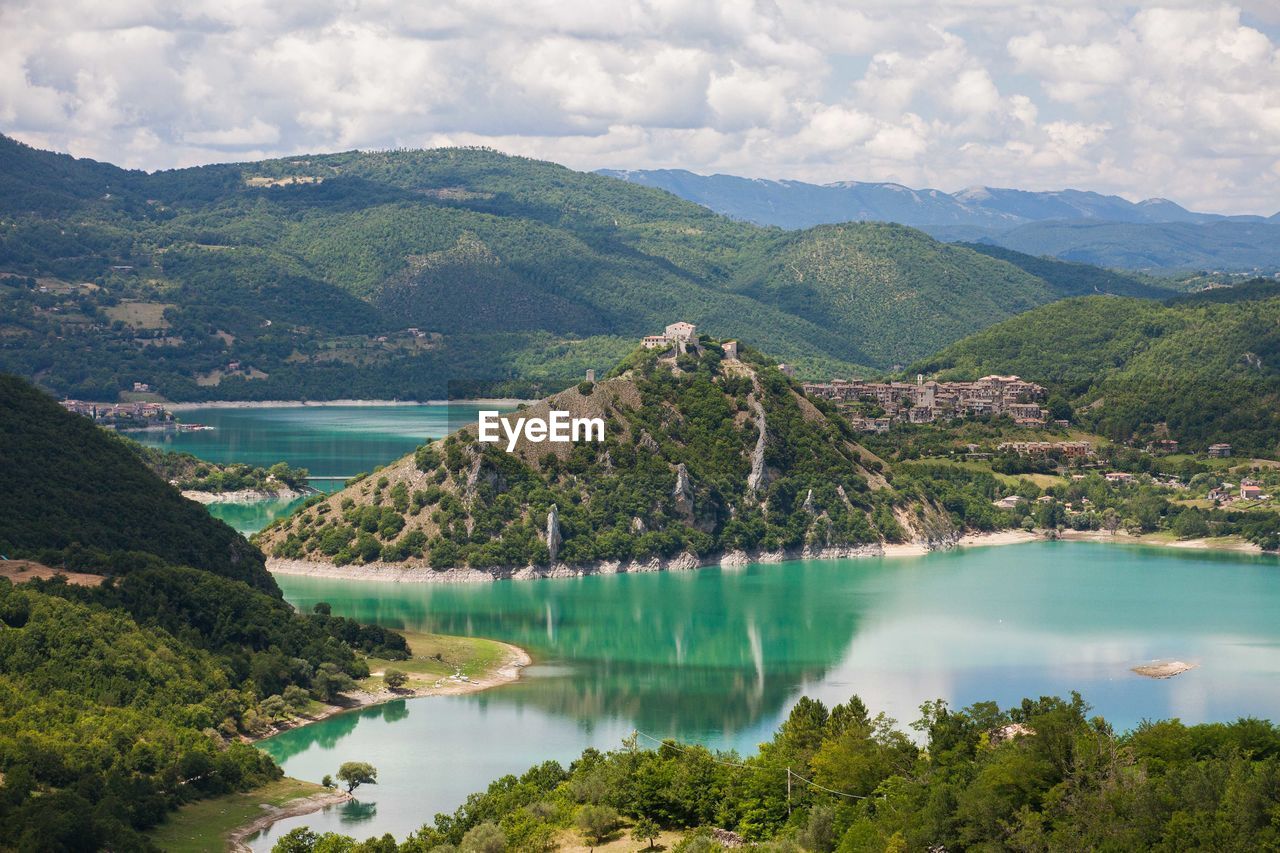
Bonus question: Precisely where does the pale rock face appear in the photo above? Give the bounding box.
[673,462,695,520]
[639,430,659,452]
[546,504,562,564]
[803,488,816,515]
[747,397,769,495]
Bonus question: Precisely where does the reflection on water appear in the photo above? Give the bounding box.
[205,496,312,535]
[253,542,1280,845]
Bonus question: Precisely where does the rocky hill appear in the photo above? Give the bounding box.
[257,338,988,578]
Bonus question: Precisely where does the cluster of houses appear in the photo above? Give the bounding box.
[998,440,1095,459]
[1209,479,1267,502]
[803,374,1050,431]
[61,399,172,428]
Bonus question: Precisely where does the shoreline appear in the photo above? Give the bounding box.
[182,487,311,505]
[267,529,1045,584]
[266,528,1272,585]
[1056,529,1264,554]
[165,397,533,411]
[228,790,353,853]
[251,640,531,743]
[235,639,530,845]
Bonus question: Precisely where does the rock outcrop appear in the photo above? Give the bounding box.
[546,504,562,564]
[673,463,695,520]
[747,397,769,495]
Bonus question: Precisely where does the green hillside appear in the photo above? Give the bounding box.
[913,291,1280,454]
[957,242,1173,299]
[0,373,275,590]
[257,337,1009,571]
[0,136,1162,400]
[0,373,413,848]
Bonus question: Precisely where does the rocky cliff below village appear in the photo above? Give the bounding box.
[255,336,968,580]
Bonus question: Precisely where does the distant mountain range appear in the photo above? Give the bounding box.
[0,134,1169,401]
[599,169,1280,273]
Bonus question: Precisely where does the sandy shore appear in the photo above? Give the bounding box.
[166,398,533,411]
[1057,529,1263,554]
[957,529,1042,549]
[267,530,1043,584]
[182,487,310,505]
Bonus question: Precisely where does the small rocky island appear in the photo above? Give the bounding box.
[1132,660,1198,679]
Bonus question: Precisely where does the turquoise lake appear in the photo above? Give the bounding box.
[253,542,1280,847]
[133,404,491,533]
[135,406,1280,847]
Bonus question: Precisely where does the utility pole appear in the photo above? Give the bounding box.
[786,767,792,816]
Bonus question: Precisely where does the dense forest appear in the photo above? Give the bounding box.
[0,374,408,849]
[272,691,1280,852]
[911,286,1280,455]
[256,339,1001,571]
[0,373,276,590]
[0,135,1169,401]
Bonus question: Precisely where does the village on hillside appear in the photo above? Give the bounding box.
[803,374,1052,431]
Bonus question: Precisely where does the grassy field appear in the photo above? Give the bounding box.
[146,777,326,852]
[928,457,1066,489]
[555,825,684,853]
[357,630,514,691]
[105,300,174,329]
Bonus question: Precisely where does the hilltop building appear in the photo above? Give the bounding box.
[641,322,698,353]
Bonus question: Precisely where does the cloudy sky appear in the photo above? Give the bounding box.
[3,1,1279,214]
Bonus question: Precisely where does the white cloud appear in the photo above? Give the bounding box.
[0,0,1278,213]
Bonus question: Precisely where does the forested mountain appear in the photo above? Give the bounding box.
[0,135,1166,401]
[912,284,1280,454]
[0,374,407,848]
[603,167,1280,273]
[0,373,274,590]
[257,337,1007,573]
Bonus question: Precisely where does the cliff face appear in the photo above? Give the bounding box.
[256,339,947,575]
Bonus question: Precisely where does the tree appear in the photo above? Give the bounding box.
[576,804,620,848]
[260,694,288,720]
[312,663,356,701]
[321,774,334,789]
[631,817,660,851]
[336,761,377,793]
[383,668,408,690]
[459,821,507,853]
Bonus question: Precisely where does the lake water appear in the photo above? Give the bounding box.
[133,404,491,533]
[139,407,1280,847]
[251,541,1280,847]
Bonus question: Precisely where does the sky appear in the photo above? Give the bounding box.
[2,1,1279,215]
